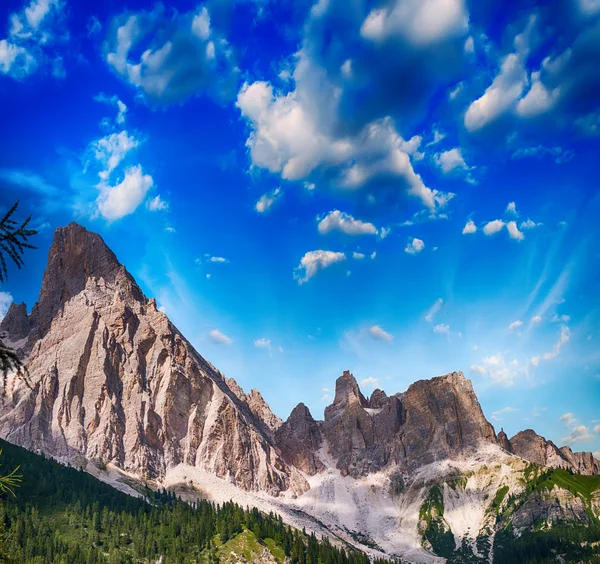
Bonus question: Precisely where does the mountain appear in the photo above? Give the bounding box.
[1,222,599,563]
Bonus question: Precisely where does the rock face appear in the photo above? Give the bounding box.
[321,370,498,477]
[507,429,600,476]
[0,223,306,496]
[0,302,30,342]
[275,403,324,476]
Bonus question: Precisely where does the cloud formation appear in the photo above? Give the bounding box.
[293,250,346,283]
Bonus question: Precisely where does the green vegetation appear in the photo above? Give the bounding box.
[0,439,396,564]
[489,485,509,514]
[418,485,455,559]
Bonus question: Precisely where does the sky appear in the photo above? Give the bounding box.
[0,0,599,456]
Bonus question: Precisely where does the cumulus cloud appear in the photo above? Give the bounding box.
[594,425,600,434]
[560,412,576,427]
[96,165,154,221]
[483,219,505,235]
[90,130,139,180]
[508,320,523,331]
[368,325,393,342]
[235,0,466,215]
[506,221,524,241]
[506,201,517,215]
[254,338,271,348]
[464,16,535,131]
[293,250,346,284]
[531,315,542,324]
[471,353,525,385]
[94,93,128,126]
[433,323,450,335]
[0,0,66,79]
[462,220,477,234]
[104,5,238,104]
[434,147,468,173]
[317,210,378,236]
[352,252,365,260]
[196,254,230,265]
[562,425,593,445]
[405,237,425,254]
[360,0,468,46]
[360,376,380,390]
[209,329,232,346]
[520,219,537,230]
[147,195,169,212]
[255,188,281,213]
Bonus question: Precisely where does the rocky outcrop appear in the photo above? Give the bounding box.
[507,430,600,476]
[0,223,306,496]
[0,302,30,342]
[276,403,323,476]
[321,370,499,477]
[497,428,511,452]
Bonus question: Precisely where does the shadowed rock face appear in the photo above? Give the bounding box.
[0,223,307,496]
[0,302,30,341]
[275,403,324,476]
[508,430,600,476]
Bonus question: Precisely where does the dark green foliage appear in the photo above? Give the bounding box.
[0,439,398,563]
[0,202,37,387]
[493,525,600,563]
[419,485,455,559]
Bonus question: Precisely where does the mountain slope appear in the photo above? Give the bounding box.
[0,223,306,496]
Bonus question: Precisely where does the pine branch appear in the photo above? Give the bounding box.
[0,202,38,283]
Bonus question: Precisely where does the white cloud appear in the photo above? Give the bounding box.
[508,320,523,331]
[104,5,238,104]
[96,165,154,221]
[405,237,425,254]
[91,131,139,180]
[254,338,271,350]
[516,71,560,118]
[293,250,346,284]
[464,16,535,131]
[483,219,505,235]
[506,201,517,214]
[560,412,576,427]
[433,323,450,335]
[472,352,525,385]
[255,188,281,213]
[434,147,468,173]
[147,195,168,212]
[237,77,451,213]
[370,251,377,259]
[379,226,391,239]
[425,297,443,322]
[462,220,477,234]
[1,0,65,79]
[543,325,570,360]
[360,376,380,390]
[491,406,520,420]
[562,425,593,444]
[551,313,570,323]
[209,329,232,346]
[520,218,537,230]
[531,315,542,325]
[360,0,468,46]
[506,221,524,241]
[0,291,13,321]
[594,425,600,434]
[317,210,378,236]
[369,325,393,342]
[197,254,230,265]
[352,252,365,260]
[530,356,540,367]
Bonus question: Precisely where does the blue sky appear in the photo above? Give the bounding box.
[1,0,599,455]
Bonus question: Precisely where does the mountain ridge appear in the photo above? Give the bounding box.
[1,221,598,562]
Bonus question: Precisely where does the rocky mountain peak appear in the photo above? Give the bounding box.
[275,402,323,476]
[29,222,145,339]
[327,370,368,413]
[0,302,30,341]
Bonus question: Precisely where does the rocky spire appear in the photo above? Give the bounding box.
[29,222,144,339]
[276,403,324,476]
[325,370,368,418]
[0,302,30,341]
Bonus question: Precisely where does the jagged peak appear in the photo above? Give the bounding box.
[29,222,145,338]
[287,402,315,422]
